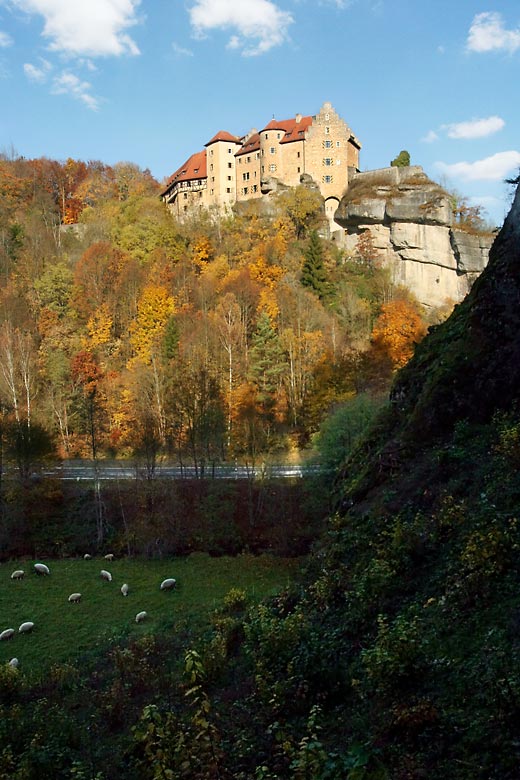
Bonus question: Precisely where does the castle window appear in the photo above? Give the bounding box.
[323,158,333,166]
[269,164,277,173]
[297,151,301,158]
[228,148,232,153]
[226,187,231,193]
[247,156,251,163]
[243,187,248,195]
[264,133,268,139]
[270,147,276,154]
[184,193,188,199]
[336,141,341,147]
[227,176,232,181]
[228,162,233,168]
[297,167,301,173]
[210,164,213,171]
[252,185,258,192]
[243,172,250,181]
[323,175,333,184]
[325,126,330,134]
[323,140,332,148]
[277,133,281,139]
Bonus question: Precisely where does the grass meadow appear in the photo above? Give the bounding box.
[0,553,301,677]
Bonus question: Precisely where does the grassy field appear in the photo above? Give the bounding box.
[0,553,301,676]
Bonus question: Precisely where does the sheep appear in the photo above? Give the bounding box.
[100,569,112,582]
[10,570,24,580]
[135,611,147,623]
[121,583,129,597]
[83,554,92,560]
[104,553,114,561]
[34,563,50,575]
[68,592,82,604]
[0,628,15,641]
[160,578,177,591]
[18,621,34,634]
[8,658,19,669]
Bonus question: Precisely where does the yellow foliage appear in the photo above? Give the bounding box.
[83,303,113,349]
[129,284,175,366]
[258,288,279,322]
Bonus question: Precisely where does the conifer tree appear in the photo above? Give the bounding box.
[249,312,286,416]
[301,230,328,299]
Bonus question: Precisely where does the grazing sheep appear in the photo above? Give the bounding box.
[68,592,82,603]
[160,578,177,591]
[121,583,129,597]
[18,622,34,634]
[100,569,112,582]
[104,553,114,561]
[0,628,15,641]
[10,570,24,580]
[8,658,19,669]
[34,563,50,575]
[83,554,92,560]
[135,611,147,623]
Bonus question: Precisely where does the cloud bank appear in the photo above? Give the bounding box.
[467,12,520,54]
[442,116,505,140]
[189,0,293,55]
[11,0,142,57]
[436,151,520,182]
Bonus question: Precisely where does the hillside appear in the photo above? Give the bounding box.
[185,181,520,779]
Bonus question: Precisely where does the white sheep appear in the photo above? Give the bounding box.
[104,553,114,561]
[100,569,112,582]
[19,621,34,634]
[10,570,24,580]
[160,578,177,591]
[121,583,129,597]
[135,611,147,623]
[8,658,19,669]
[0,628,15,641]
[68,592,82,603]
[83,553,92,560]
[34,563,50,575]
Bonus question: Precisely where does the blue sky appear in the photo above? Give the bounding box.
[0,0,518,226]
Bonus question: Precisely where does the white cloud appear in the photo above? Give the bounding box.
[172,42,194,57]
[11,0,141,57]
[23,58,52,82]
[0,30,13,47]
[467,11,520,54]
[442,116,505,140]
[51,71,100,111]
[189,0,293,56]
[436,151,520,182]
[422,130,439,143]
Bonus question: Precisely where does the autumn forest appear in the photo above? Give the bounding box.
[0,152,432,478]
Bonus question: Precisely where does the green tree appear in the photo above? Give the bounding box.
[390,150,411,167]
[249,312,287,422]
[275,185,324,239]
[301,230,329,299]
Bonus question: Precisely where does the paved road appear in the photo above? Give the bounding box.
[42,461,323,481]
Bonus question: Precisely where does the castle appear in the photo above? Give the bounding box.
[161,101,361,232]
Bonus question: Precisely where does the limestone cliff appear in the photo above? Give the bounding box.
[334,165,494,309]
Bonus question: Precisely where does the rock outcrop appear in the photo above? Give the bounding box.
[334,166,494,309]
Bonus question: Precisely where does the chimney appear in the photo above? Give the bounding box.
[295,113,302,123]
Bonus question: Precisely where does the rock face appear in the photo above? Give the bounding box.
[334,166,494,308]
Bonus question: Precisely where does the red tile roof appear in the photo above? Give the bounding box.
[260,115,313,143]
[236,132,260,157]
[162,149,207,194]
[205,130,242,146]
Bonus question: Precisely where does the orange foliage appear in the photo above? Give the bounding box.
[371,299,427,370]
